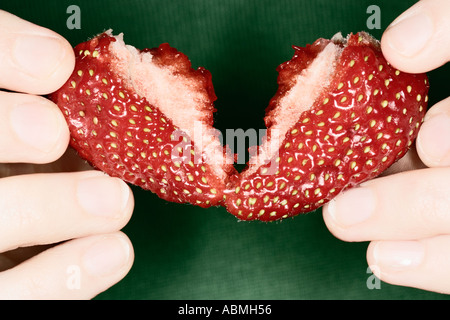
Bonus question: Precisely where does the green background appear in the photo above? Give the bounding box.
[3,0,450,299]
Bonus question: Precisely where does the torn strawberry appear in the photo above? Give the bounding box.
[50,31,235,207]
[223,32,429,221]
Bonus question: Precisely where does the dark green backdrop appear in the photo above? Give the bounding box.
[2,0,449,299]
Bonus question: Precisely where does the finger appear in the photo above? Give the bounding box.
[381,0,450,73]
[0,10,74,95]
[0,91,69,164]
[0,232,134,299]
[367,235,450,294]
[416,97,450,167]
[0,171,134,252]
[323,167,450,242]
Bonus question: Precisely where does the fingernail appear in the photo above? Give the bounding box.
[327,187,375,227]
[82,235,131,277]
[417,113,450,166]
[77,175,130,217]
[373,241,424,270]
[10,101,61,153]
[12,34,66,79]
[385,11,433,57]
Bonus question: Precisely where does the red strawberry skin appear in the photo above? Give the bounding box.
[50,32,233,208]
[223,32,429,221]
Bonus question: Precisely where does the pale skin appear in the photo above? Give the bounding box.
[0,0,449,299]
[0,10,134,299]
[323,0,450,294]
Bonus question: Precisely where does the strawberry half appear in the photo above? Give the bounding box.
[223,32,429,221]
[50,31,235,207]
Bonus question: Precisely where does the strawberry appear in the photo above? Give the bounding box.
[50,31,235,207]
[223,32,429,221]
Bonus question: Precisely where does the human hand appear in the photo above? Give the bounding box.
[323,0,450,294]
[0,10,134,299]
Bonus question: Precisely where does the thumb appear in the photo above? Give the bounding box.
[0,10,74,95]
[381,0,450,73]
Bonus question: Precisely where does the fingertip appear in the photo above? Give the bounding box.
[0,232,134,299]
[77,232,135,299]
[322,187,376,242]
[366,237,450,294]
[81,232,134,279]
[76,172,134,225]
[381,0,450,73]
[369,240,425,272]
[0,92,70,164]
[380,8,434,72]
[0,10,75,95]
[366,241,379,277]
[18,97,70,163]
[12,32,75,95]
[416,97,450,167]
